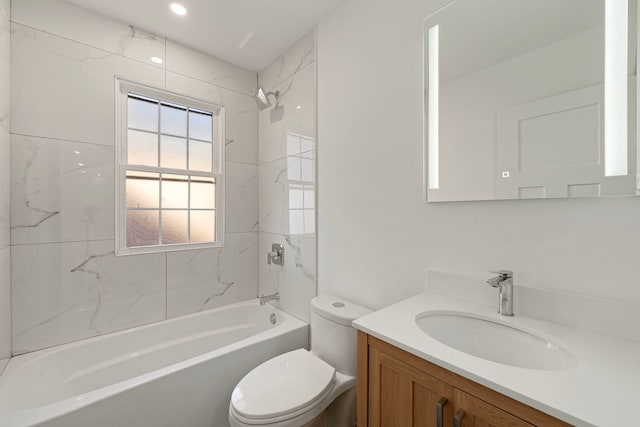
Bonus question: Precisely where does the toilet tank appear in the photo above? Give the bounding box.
[310,295,372,377]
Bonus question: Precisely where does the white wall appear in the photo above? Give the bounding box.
[316,0,640,313]
[0,0,10,370]
[10,0,259,354]
[258,31,317,322]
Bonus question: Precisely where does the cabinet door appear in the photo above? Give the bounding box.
[454,389,535,427]
[368,346,452,427]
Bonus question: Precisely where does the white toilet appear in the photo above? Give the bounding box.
[228,295,371,427]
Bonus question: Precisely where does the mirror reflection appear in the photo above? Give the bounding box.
[424,0,638,202]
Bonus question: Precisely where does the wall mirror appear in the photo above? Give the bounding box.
[423,0,639,202]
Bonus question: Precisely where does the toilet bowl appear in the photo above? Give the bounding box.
[228,296,371,427]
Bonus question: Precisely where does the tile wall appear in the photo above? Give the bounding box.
[257,31,317,322]
[9,0,259,354]
[0,0,9,371]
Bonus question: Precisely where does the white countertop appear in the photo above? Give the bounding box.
[353,292,640,427]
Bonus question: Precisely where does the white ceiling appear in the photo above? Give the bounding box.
[66,0,345,72]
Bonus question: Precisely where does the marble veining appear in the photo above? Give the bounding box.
[11,0,166,69]
[284,235,315,281]
[259,151,316,237]
[70,250,115,281]
[166,233,258,318]
[165,39,256,95]
[8,2,265,354]
[226,162,259,233]
[259,233,316,322]
[118,26,162,57]
[166,71,258,165]
[12,240,166,354]
[257,31,317,323]
[258,30,315,92]
[198,249,237,311]
[11,135,115,244]
[258,55,316,164]
[11,23,165,147]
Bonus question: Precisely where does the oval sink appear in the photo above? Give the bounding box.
[415,311,577,371]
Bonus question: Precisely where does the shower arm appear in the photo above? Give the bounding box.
[264,90,281,106]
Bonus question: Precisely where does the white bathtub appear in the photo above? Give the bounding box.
[0,300,308,427]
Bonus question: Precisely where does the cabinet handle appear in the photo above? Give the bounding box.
[436,397,448,427]
[454,409,466,427]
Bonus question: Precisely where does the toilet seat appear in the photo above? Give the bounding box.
[230,349,336,425]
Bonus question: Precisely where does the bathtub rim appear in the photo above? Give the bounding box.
[0,299,308,427]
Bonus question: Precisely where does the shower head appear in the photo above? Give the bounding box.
[252,86,280,110]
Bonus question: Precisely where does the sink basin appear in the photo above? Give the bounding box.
[415,311,577,371]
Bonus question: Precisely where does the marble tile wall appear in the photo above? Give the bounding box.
[0,0,10,367]
[258,31,317,322]
[10,0,259,354]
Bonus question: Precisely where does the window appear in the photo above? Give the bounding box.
[286,132,315,236]
[116,80,224,255]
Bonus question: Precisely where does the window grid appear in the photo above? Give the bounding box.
[287,145,315,236]
[121,90,221,251]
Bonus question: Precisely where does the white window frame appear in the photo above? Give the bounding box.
[115,78,225,256]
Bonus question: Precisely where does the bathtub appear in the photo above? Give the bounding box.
[0,300,308,427]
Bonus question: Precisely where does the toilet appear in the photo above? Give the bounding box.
[228,295,371,427]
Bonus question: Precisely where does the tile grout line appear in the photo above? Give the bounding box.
[12,232,259,247]
[257,149,316,167]
[11,132,260,165]
[257,230,316,241]
[11,21,258,98]
[10,132,116,149]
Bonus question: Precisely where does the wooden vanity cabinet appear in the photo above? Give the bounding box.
[357,332,571,427]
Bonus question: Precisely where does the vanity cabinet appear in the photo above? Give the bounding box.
[357,332,571,427]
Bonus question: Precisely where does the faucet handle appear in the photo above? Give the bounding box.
[490,270,513,278]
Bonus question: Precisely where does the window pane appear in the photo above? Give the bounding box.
[189,140,213,172]
[162,210,188,244]
[301,157,314,182]
[161,104,187,137]
[128,96,158,132]
[190,210,215,242]
[287,133,302,156]
[304,187,315,209]
[126,171,159,208]
[189,111,213,142]
[160,135,187,169]
[127,209,159,247]
[162,174,188,209]
[287,157,301,181]
[289,186,304,209]
[304,210,315,234]
[300,135,314,153]
[289,210,304,235]
[190,177,215,209]
[128,130,158,166]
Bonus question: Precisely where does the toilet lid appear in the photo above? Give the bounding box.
[231,349,336,421]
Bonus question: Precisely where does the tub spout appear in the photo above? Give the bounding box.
[260,292,280,306]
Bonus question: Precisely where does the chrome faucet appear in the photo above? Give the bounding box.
[486,270,514,316]
[259,292,280,306]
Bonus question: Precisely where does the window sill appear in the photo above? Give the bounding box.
[115,240,224,256]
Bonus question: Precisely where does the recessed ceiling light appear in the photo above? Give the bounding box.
[170,2,187,16]
[73,150,80,154]
[296,105,302,110]
[150,56,164,64]
[78,163,84,167]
